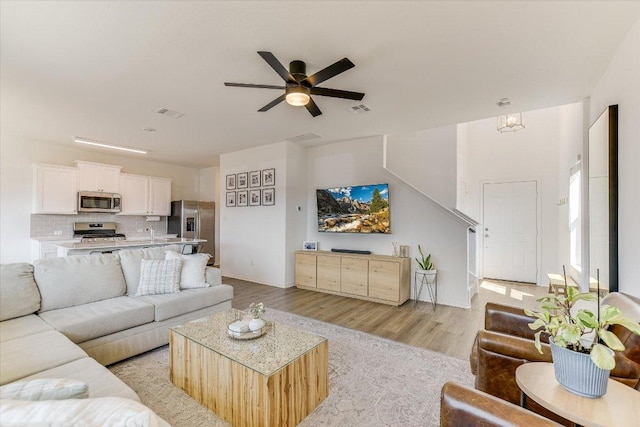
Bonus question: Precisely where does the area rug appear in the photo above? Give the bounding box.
[109,309,474,426]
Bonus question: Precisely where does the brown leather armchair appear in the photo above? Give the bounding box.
[440,382,561,427]
[469,293,640,424]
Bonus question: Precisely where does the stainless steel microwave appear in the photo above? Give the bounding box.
[77,191,122,213]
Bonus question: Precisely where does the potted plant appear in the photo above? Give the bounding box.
[247,302,266,331]
[415,245,436,284]
[525,287,640,397]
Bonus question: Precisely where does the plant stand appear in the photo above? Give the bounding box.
[414,270,437,309]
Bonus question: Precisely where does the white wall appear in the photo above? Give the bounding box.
[385,125,457,208]
[456,105,580,285]
[306,136,470,308]
[0,135,206,263]
[589,17,640,298]
[557,102,584,283]
[219,141,306,287]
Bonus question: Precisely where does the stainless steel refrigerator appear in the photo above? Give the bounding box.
[168,200,215,263]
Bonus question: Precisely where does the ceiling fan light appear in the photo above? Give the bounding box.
[285,86,310,106]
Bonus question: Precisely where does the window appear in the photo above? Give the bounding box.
[569,163,581,270]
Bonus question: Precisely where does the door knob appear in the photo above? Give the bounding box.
[485,234,489,238]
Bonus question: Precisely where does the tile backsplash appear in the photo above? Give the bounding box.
[31,213,168,239]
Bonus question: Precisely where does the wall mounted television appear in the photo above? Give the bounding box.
[316,183,390,233]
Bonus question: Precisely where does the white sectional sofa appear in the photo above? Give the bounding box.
[0,245,233,425]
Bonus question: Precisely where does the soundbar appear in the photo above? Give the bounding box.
[331,248,372,254]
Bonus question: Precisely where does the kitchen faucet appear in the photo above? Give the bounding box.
[146,226,155,241]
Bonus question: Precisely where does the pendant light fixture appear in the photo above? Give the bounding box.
[496,98,525,133]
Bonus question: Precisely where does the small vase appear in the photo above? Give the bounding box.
[249,318,266,332]
[549,337,612,398]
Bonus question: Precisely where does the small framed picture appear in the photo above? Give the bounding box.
[237,190,248,207]
[262,168,275,186]
[226,174,236,190]
[249,189,261,206]
[303,241,317,251]
[237,172,248,189]
[262,188,275,206]
[226,192,236,207]
[249,170,261,188]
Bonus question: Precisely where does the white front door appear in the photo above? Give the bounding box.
[483,181,538,283]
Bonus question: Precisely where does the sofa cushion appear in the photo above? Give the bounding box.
[165,251,210,289]
[138,286,234,322]
[0,263,41,321]
[0,314,53,343]
[34,254,126,313]
[0,330,88,385]
[23,358,139,401]
[118,245,181,295]
[38,296,155,344]
[0,397,170,427]
[0,378,88,401]
[205,266,222,287]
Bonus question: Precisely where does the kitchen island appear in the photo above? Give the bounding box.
[53,238,207,256]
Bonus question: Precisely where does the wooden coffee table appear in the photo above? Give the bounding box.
[169,309,329,427]
[516,362,640,427]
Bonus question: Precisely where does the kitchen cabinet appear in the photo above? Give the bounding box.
[119,173,171,215]
[294,251,410,305]
[33,164,77,214]
[76,161,121,193]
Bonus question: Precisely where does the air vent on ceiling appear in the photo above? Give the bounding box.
[157,108,184,118]
[346,104,372,114]
[285,132,323,143]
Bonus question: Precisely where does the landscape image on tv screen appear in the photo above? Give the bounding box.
[316,183,390,233]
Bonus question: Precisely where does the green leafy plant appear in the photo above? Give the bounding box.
[415,245,434,270]
[525,287,640,370]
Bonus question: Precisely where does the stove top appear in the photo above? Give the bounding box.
[73,222,126,242]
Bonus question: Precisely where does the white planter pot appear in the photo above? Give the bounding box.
[416,269,437,284]
[549,337,612,398]
[249,318,266,332]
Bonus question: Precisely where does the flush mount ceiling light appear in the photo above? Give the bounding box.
[74,137,148,154]
[496,98,525,133]
[285,86,310,106]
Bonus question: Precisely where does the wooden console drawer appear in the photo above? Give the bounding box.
[341,258,368,296]
[317,255,341,292]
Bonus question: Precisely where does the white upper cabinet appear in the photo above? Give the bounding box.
[76,161,122,193]
[33,164,78,214]
[119,174,171,215]
[149,177,172,216]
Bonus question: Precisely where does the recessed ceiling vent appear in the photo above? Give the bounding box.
[346,104,371,114]
[157,108,184,119]
[285,132,323,143]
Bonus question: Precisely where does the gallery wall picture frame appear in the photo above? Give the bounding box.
[249,170,261,188]
[237,190,248,207]
[237,172,248,189]
[249,189,261,206]
[262,168,275,186]
[303,241,318,251]
[262,188,275,206]
[226,192,236,207]
[226,174,236,190]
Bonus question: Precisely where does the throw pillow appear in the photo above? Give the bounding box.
[135,259,181,296]
[0,378,88,401]
[165,251,211,289]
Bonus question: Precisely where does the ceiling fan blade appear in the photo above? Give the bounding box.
[302,58,355,87]
[310,87,365,101]
[258,51,296,83]
[225,82,286,90]
[258,94,286,112]
[304,97,322,117]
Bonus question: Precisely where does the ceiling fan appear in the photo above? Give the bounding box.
[224,51,365,117]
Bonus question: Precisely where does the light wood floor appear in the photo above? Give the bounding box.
[227,277,549,360]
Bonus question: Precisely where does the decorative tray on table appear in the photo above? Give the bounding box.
[227,319,267,340]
